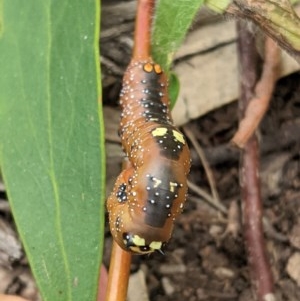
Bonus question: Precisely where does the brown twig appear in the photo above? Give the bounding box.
[231,36,280,148]
[237,20,275,301]
[183,126,222,208]
[222,200,241,238]
[187,180,227,214]
[105,242,132,301]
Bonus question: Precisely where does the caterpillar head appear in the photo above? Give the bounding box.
[107,167,176,255]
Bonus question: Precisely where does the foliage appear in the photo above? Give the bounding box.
[152,0,204,71]
[0,1,105,300]
[152,0,204,107]
[0,0,299,300]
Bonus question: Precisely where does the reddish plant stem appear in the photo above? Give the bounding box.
[105,160,133,301]
[97,265,108,301]
[105,159,134,301]
[232,37,280,148]
[133,0,155,59]
[242,138,275,300]
[106,2,154,300]
[105,242,132,301]
[237,21,275,301]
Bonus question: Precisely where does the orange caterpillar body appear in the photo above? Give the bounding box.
[107,59,191,254]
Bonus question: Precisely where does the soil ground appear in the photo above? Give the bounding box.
[1,3,300,299]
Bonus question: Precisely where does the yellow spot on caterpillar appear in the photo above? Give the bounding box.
[132,234,146,246]
[154,64,162,74]
[172,130,185,144]
[143,63,153,73]
[124,234,163,254]
[149,241,162,250]
[152,127,168,137]
[169,182,178,193]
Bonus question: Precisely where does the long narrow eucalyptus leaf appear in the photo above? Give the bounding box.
[0,1,105,300]
[152,0,204,71]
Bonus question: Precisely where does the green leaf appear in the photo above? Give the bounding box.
[204,0,232,13]
[0,1,105,301]
[169,73,180,109]
[152,0,204,71]
[151,0,203,107]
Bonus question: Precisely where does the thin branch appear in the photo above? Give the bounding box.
[242,138,275,301]
[237,20,275,301]
[105,242,132,301]
[232,36,280,148]
[133,0,155,59]
[221,200,241,238]
[187,180,228,214]
[183,126,222,207]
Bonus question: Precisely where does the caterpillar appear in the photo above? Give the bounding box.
[107,59,191,255]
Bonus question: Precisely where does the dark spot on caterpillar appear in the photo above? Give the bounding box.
[116,183,127,202]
